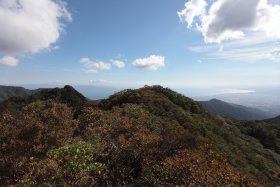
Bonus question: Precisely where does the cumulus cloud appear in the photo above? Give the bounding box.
[80,58,111,73]
[178,0,207,28]
[132,55,165,70]
[178,0,280,43]
[0,0,71,66]
[0,56,19,67]
[112,60,125,68]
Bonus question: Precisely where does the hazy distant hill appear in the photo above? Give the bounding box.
[200,99,270,120]
[264,115,280,126]
[196,89,280,118]
[0,85,33,103]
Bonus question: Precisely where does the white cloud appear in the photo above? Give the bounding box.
[89,79,108,84]
[112,60,125,68]
[189,34,280,62]
[0,0,71,66]
[0,56,18,67]
[178,0,207,28]
[80,58,111,73]
[181,0,280,62]
[53,80,66,84]
[219,89,256,94]
[132,55,165,70]
[179,0,280,43]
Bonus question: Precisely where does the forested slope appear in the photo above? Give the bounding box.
[0,85,280,186]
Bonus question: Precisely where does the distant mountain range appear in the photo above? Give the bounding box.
[0,85,277,121]
[199,99,271,120]
[0,85,34,103]
[195,88,280,118]
[0,85,87,105]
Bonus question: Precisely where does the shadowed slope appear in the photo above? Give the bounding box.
[200,99,270,120]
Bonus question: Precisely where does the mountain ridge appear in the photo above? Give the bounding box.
[264,115,280,126]
[1,85,274,121]
[0,85,87,114]
[0,85,33,103]
[200,98,270,120]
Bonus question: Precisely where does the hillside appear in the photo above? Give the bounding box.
[264,115,280,126]
[0,85,86,114]
[0,85,280,186]
[29,85,87,107]
[200,99,270,120]
[0,85,33,103]
[196,91,280,118]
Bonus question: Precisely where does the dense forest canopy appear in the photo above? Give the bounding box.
[0,85,280,186]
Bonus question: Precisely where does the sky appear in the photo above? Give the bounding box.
[0,0,280,94]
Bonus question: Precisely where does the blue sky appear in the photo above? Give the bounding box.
[0,0,280,94]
